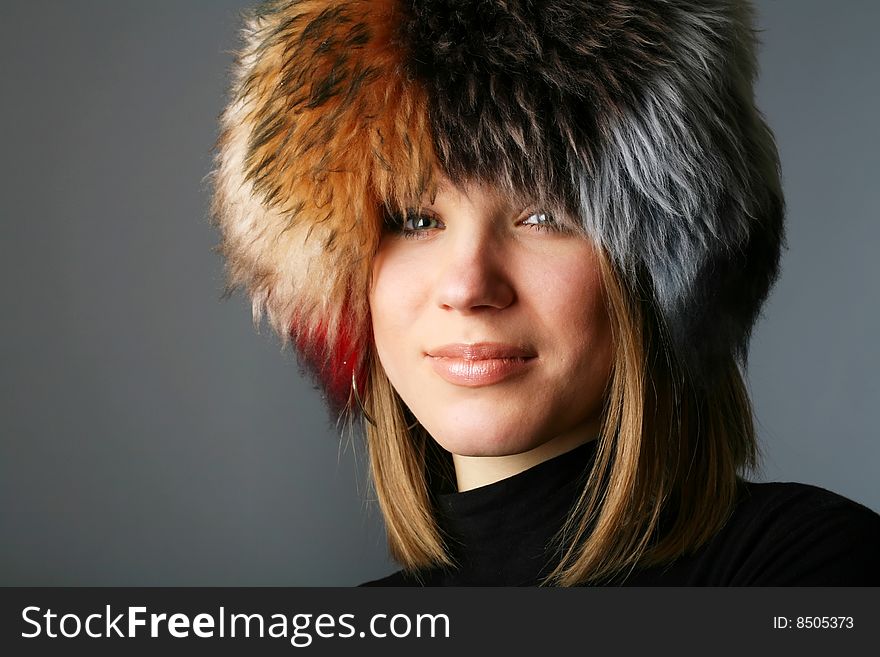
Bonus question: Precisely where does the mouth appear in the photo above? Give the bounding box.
[425,342,537,387]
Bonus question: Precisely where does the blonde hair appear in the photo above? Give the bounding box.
[361,247,758,585]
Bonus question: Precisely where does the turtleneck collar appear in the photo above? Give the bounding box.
[431,438,599,586]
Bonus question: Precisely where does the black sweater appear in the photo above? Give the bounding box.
[361,440,880,586]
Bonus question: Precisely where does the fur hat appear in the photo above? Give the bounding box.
[211,0,785,415]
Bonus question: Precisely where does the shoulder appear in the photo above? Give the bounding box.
[358,570,410,587]
[735,480,879,534]
[622,480,880,586]
[358,569,434,587]
[717,480,880,585]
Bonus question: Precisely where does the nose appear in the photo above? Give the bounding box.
[434,227,516,313]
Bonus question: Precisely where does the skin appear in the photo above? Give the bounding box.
[369,180,613,491]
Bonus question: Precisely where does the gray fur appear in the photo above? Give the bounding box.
[400,0,785,382]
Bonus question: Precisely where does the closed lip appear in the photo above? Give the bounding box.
[426,342,537,360]
[425,342,537,387]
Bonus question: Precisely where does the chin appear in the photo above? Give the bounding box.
[422,412,547,458]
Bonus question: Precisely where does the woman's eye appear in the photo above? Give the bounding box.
[384,208,562,239]
[400,210,443,239]
[520,211,557,231]
[382,208,443,239]
[404,212,439,230]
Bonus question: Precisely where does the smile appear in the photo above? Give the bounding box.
[425,343,537,387]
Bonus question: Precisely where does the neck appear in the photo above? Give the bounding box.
[451,425,600,492]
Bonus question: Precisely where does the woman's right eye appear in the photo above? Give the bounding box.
[393,210,444,239]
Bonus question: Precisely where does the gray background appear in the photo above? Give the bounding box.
[1,1,877,586]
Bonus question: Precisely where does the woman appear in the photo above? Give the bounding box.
[211,0,880,585]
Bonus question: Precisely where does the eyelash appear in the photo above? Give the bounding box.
[388,210,561,240]
[400,210,442,239]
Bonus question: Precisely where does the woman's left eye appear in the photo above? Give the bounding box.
[520,211,557,231]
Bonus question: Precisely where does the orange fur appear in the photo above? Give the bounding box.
[212,0,438,409]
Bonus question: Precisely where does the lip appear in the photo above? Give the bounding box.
[426,342,537,387]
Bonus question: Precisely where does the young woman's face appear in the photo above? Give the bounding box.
[369,181,613,459]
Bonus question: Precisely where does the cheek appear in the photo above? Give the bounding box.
[369,249,424,373]
[532,250,612,377]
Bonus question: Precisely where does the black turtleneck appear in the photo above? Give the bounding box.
[361,441,880,586]
[430,438,597,586]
